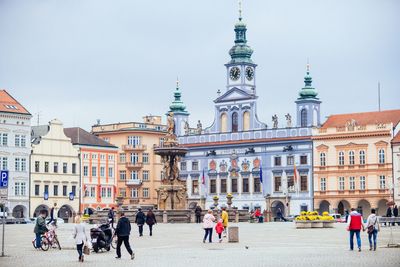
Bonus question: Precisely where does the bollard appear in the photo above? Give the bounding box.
[163,210,168,223]
[228,226,239,242]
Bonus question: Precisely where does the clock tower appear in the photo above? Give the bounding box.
[225,7,257,95]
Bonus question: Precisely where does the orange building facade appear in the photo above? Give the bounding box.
[313,110,400,217]
[64,128,119,212]
[91,116,166,209]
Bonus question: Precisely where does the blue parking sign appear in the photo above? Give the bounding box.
[0,170,8,188]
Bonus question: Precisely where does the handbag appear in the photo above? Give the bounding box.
[367,216,378,234]
[83,244,90,255]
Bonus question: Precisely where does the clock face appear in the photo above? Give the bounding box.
[230,67,241,81]
[245,66,254,81]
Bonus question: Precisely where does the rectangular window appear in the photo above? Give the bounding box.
[92,166,97,177]
[119,188,126,198]
[21,158,26,171]
[63,185,67,196]
[107,187,112,198]
[21,135,26,147]
[349,151,355,165]
[100,166,105,177]
[127,136,141,147]
[53,162,58,173]
[14,182,20,196]
[287,156,294,166]
[92,154,97,159]
[192,161,199,171]
[287,176,295,192]
[15,182,26,196]
[231,178,238,193]
[72,185,76,196]
[15,158,20,171]
[21,182,26,196]
[159,137,165,147]
[254,177,261,193]
[131,188,138,198]
[101,187,106,197]
[90,187,96,197]
[120,170,126,180]
[108,167,113,178]
[360,176,366,190]
[180,161,187,171]
[274,157,281,166]
[131,171,138,180]
[300,175,308,191]
[1,133,8,146]
[338,152,344,165]
[359,151,366,165]
[44,162,49,173]
[220,178,227,193]
[53,185,58,196]
[242,178,249,193]
[142,153,149,164]
[63,163,67,173]
[120,153,126,163]
[35,184,40,196]
[143,188,149,198]
[300,155,307,165]
[34,161,40,172]
[379,175,386,189]
[142,170,149,181]
[320,153,326,166]
[83,166,88,177]
[44,185,49,194]
[210,179,216,194]
[1,157,7,170]
[192,180,199,195]
[320,178,326,191]
[100,154,105,160]
[274,176,282,192]
[349,177,355,190]
[72,163,76,174]
[130,153,139,164]
[15,134,20,147]
[108,154,114,161]
[339,177,345,191]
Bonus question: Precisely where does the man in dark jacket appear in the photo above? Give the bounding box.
[108,207,115,228]
[115,212,134,260]
[47,203,57,225]
[195,205,202,223]
[34,210,48,249]
[393,205,399,226]
[135,208,146,237]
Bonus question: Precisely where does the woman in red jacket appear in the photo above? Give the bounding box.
[215,219,224,243]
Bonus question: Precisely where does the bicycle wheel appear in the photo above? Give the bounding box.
[41,236,50,251]
[54,236,61,250]
[32,238,37,249]
[111,235,117,249]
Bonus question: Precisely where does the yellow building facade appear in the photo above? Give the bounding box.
[313,110,400,217]
[92,116,165,209]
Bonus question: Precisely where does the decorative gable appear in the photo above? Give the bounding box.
[316,144,329,150]
[214,87,256,103]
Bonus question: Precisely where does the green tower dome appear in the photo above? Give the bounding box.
[169,81,189,114]
[228,14,253,64]
[298,64,318,99]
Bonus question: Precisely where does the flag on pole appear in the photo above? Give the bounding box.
[294,162,299,193]
[259,162,263,193]
[202,168,205,185]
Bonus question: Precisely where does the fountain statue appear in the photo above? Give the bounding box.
[154,112,188,210]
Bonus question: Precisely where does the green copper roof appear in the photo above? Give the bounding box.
[169,82,189,114]
[298,64,318,100]
[228,17,253,64]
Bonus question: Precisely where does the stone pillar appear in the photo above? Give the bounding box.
[228,226,239,242]
[190,210,195,223]
[235,209,239,223]
[163,210,168,223]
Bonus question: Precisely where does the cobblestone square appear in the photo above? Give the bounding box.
[1,222,399,267]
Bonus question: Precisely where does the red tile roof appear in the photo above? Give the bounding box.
[392,131,400,144]
[322,109,400,128]
[0,90,31,115]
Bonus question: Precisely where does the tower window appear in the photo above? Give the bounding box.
[232,112,238,132]
[301,109,307,127]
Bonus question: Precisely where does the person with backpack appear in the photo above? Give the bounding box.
[135,208,146,237]
[47,203,57,225]
[145,209,157,236]
[346,208,365,252]
[366,209,380,251]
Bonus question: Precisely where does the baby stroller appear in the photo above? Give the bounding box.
[90,222,113,252]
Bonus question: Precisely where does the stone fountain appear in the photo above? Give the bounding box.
[154,112,188,210]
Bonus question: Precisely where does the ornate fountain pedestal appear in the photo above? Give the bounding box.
[154,113,188,210]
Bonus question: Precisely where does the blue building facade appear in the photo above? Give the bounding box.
[169,12,321,216]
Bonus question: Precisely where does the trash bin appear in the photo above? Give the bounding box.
[228,226,239,243]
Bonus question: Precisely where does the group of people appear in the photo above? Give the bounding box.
[201,207,229,243]
[347,208,381,251]
[385,205,399,225]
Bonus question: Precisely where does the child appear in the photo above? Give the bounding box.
[215,219,224,243]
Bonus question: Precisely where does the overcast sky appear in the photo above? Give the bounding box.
[0,0,399,130]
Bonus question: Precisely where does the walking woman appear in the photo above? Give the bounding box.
[202,210,215,243]
[366,208,380,251]
[73,215,88,262]
[145,209,157,236]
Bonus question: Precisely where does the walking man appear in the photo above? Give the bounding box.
[47,203,57,225]
[195,205,202,224]
[108,207,115,228]
[347,208,365,252]
[115,212,134,260]
[135,208,146,237]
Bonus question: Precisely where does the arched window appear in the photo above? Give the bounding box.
[220,113,228,133]
[320,152,326,166]
[349,151,355,165]
[338,151,344,165]
[232,112,238,132]
[301,109,307,127]
[243,111,250,131]
[359,150,365,165]
[378,149,385,164]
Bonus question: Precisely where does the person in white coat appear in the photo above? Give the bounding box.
[366,208,381,251]
[73,215,88,262]
[202,210,215,243]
